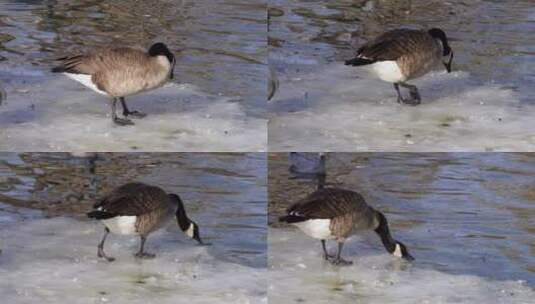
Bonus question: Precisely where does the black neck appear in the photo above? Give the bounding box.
[171,195,191,231]
[374,211,396,253]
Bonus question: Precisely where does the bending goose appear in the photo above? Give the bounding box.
[279,187,414,265]
[345,28,453,105]
[87,182,204,261]
[52,42,176,126]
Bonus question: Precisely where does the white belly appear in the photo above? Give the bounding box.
[102,216,137,235]
[64,73,108,95]
[294,219,335,240]
[370,61,405,83]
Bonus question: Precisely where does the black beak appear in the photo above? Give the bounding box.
[193,226,211,246]
[403,253,415,261]
[444,51,453,73]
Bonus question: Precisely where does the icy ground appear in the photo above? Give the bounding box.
[0,208,266,304]
[268,64,535,151]
[268,228,534,304]
[0,66,266,152]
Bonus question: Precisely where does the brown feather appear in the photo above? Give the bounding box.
[94,182,170,216]
[54,47,172,97]
[357,29,442,79]
[287,188,380,239]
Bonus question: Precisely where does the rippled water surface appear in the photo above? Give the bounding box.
[268,0,535,151]
[0,152,267,303]
[269,153,535,302]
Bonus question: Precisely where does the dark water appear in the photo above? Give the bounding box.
[0,152,267,268]
[269,152,535,286]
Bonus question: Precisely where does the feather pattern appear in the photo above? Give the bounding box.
[354,29,443,79]
[286,188,380,239]
[93,182,171,217]
[52,47,172,97]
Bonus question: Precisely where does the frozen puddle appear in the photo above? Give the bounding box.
[268,228,534,304]
[0,214,266,304]
[0,67,266,152]
[269,64,535,151]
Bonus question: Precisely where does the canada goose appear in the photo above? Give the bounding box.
[52,42,176,126]
[87,182,204,261]
[345,28,453,105]
[279,188,414,265]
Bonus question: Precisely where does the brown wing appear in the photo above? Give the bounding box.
[287,188,372,219]
[53,47,149,75]
[357,29,432,61]
[94,182,169,216]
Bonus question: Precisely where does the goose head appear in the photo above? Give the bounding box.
[148,42,176,79]
[428,28,453,73]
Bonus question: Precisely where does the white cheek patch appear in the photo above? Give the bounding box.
[185,223,194,238]
[393,243,403,258]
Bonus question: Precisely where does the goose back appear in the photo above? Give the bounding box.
[357,29,442,79]
[288,188,379,238]
[55,48,171,97]
[94,182,170,216]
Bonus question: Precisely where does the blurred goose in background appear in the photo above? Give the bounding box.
[52,42,176,126]
[289,152,326,190]
[87,182,204,261]
[345,28,453,105]
[280,187,414,265]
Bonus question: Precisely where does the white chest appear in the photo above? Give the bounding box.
[102,216,138,235]
[369,61,405,83]
[293,219,335,240]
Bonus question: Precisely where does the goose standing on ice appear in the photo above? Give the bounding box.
[87,182,205,261]
[280,188,414,265]
[345,28,453,105]
[52,43,176,126]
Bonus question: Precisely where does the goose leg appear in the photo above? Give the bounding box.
[393,83,405,104]
[135,235,155,259]
[398,82,421,105]
[111,98,134,126]
[321,240,334,260]
[97,227,115,262]
[120,97,146,119]
[331,242,352,266]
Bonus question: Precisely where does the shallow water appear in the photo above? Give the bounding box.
[268,0,535,151]
[269,153,535,302]
[0,152,267,303]
[0,0,267,151]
